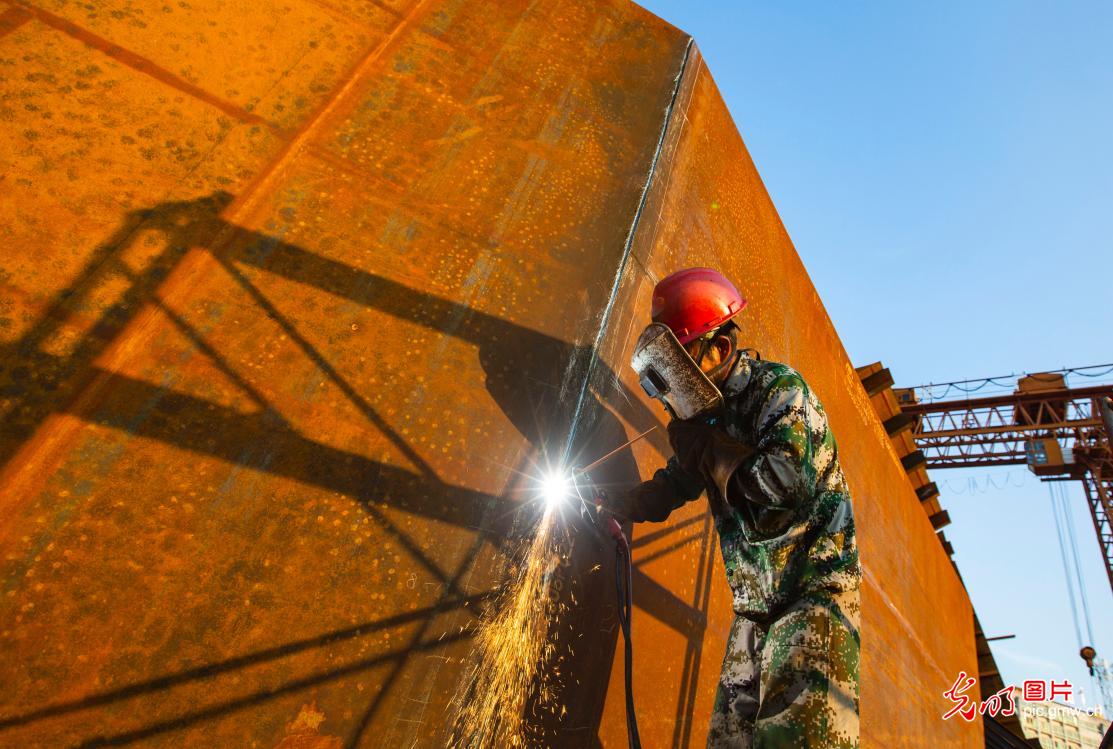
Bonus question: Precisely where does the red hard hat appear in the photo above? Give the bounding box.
[651,267,747,345]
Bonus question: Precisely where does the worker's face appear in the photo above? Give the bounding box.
[685,335,732,384]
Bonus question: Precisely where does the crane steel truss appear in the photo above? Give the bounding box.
[902,385,1113,591]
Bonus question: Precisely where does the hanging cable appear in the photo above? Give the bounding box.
[911,362,1113,402]
[1059,482,1096,646]
[1050,483,1084,648]
[1056,481,1112,714]
[943,470,1030,496]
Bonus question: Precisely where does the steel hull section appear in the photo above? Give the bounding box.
[0,2,978,746]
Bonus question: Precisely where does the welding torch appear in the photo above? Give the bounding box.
[567,426,657,545]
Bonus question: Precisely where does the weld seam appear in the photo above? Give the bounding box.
[562,37,695,463]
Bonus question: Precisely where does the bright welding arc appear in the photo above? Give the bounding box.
[537,469,574,509]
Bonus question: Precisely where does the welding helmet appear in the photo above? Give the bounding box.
[651,267,746,346]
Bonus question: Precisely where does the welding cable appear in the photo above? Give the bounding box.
[613,534,642,749]
[571,474,642,749]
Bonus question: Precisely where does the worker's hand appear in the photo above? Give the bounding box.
[667,419,754,494]
[596,481,658,523]
[666,419,718,476]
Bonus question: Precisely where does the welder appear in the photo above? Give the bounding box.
[604,267,861,749]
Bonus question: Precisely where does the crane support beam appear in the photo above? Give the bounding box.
[904,383,1113,592]
[908,385,1112,469]
[1080,470,1113,592]
[917,419,1102,440]
[902,384,1113,415]
[926,457,1028,469]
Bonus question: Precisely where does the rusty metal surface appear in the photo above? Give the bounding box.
[0,1,978,747]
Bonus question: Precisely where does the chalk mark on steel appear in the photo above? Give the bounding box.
[344,533,488,749]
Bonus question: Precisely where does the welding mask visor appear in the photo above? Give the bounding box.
[630,322,724,421]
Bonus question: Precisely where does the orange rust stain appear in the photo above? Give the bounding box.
[10,1,274,129]
[272,702,343,749]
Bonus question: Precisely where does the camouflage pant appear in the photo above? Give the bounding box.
[707,589,860,749]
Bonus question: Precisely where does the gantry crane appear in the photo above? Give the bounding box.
[855,362,1113,729]
[890,366,1113,717]
[892,369,1113,592]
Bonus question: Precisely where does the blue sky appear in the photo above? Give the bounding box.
[636,0,1113,712]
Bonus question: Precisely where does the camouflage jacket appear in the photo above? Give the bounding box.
[628,353,860,618]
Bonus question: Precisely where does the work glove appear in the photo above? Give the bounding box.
[667,419,754,508]
[596,470,694,524]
